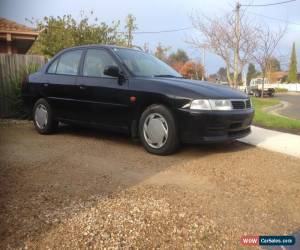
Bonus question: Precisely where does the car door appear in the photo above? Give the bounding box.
[43,49,84,121]
[76,48,131,130]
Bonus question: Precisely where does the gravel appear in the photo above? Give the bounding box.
[0,120,299,249]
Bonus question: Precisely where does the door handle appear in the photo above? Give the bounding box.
[43,83,49,87]
[79,85,86,90]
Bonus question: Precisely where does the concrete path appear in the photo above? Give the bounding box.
[239,126,300,158]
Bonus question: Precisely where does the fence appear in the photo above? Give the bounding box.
[273,83,300,92]
[0,54,47,118]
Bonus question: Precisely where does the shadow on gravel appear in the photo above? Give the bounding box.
[0,122,252,249]
[57,123,252,155]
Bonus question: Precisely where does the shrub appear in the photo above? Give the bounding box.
[6,63,42,118]
[275,87,288,93]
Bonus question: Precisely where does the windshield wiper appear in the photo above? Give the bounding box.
[153,74,183,78]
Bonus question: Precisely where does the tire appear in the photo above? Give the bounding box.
[139,104,179,155]
[254,91,261,97]
[33,98,58,134]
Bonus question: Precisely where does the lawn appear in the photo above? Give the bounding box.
[251,97,300,130]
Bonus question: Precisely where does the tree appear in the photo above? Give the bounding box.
[167,49,189,74]
[143,42,150,53]
[216,67,227,82]
[171,62,185,73]
[154,43,170,62]
[180,60,204,80]
[287,42,298,83]
[190,11,258,87]
[246,63,257,85]
[124,14,138,48]
[267,57,281,72]
[168,49,189,65]
[28,12,127,57]
[252,25,286,97]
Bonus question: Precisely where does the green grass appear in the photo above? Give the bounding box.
[251,97,300,130]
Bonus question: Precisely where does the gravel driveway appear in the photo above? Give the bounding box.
[276,92,300,119]
[0,120,299,249]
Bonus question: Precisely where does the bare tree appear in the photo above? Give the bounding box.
[252,25,286,97]
[189,11,258,87]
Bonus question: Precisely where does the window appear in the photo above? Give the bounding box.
[114,48,182,77]
[56,50,83,75]
[47,58,59,74]
[83,49,117,77]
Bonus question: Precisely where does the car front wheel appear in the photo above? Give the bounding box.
[33,98,57,134]
[139,104,179,155]
[254,90,261,97]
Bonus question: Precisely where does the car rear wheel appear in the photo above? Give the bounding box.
[33,98,57,134]
[139,104,179,155]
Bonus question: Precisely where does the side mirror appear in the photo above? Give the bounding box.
[103,65,120,77]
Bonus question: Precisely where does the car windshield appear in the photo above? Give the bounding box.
[113,48,182,78]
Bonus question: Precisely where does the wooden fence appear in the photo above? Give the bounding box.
[0,54,47,118]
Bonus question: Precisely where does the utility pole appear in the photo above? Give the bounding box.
[233,1,241,88]
[199,43,208,81]
[201,47,205,80]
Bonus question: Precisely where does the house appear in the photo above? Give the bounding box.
[263,71,300,83]
[267,71,288,83]
[0,17,39,54]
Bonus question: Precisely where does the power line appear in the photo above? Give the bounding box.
[248,11,300,26]
[38,0,298,36]
[241,0,296,7]
[129,26,194,35]
[41,24,195,35]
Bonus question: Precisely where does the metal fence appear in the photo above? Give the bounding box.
[0,54,46,118]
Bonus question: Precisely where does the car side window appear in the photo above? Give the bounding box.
[56,50,83,75]
[83,49,117,77]
[47,58,59,74]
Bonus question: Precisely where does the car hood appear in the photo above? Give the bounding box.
[152,78,248,99]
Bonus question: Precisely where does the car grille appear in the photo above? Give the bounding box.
[231,99,251,110]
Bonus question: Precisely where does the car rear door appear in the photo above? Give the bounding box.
[42,49,84,121]
[76,48,131,130]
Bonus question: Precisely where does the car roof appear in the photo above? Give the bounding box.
[65,44,141,51]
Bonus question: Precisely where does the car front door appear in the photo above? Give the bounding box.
[43,49,84,121]
[76,48,132,130]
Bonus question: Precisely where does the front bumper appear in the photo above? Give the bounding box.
[176,108,254,143]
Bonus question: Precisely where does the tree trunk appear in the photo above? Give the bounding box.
[233,2,240,89]
[261,72,265,98]
[225,63,233,87]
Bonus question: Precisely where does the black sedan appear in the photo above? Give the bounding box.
[22,45,254,155]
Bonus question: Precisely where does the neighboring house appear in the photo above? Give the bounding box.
[267,71,288,83]
[258,71,300,83]
[0,17,39,54]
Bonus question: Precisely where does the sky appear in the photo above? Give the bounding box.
[1,0,300,74]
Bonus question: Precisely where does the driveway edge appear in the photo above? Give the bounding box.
[238,126,300,158]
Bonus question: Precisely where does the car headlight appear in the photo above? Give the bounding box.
[190,99,233,111]
[189,99,211,110]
